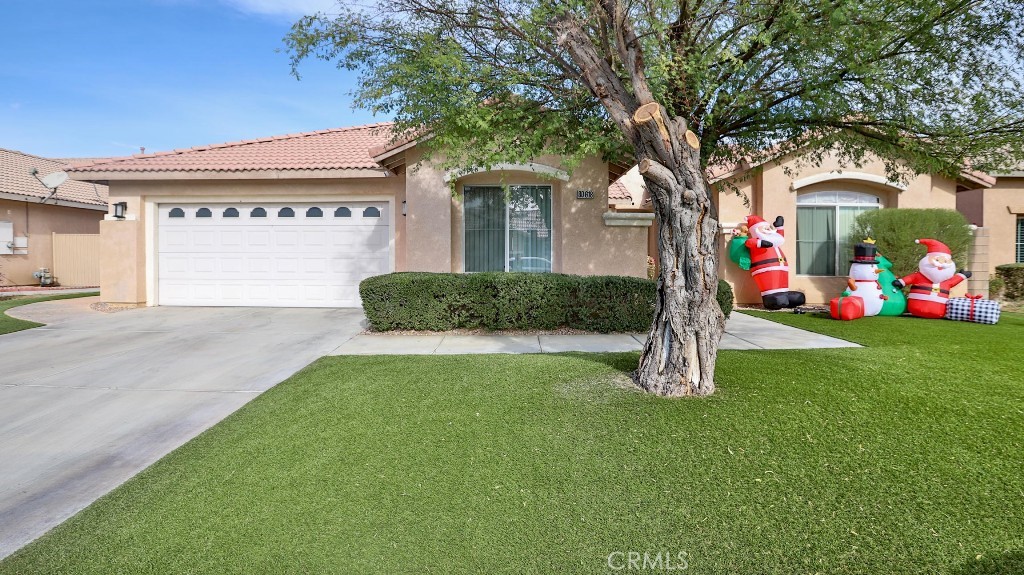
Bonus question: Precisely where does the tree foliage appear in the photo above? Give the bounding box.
[286,0,1024,180]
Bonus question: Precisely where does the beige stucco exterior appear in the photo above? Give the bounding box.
[88,148,649,305]
[448,154,647,277]
[981,178,1023,273]
[0,198,104,286]
[716,150,966,305]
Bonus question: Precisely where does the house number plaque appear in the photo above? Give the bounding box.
[576,189,594,199]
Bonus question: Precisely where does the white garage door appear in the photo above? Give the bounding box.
[158,202,390,307]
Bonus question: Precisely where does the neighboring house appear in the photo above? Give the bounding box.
[0,148,108,286]
[67,124,652,307]
[610,149,999,305]
[956,164,1024,274]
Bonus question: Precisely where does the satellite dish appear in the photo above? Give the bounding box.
[40,171,68,190]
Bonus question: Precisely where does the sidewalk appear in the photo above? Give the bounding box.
[330,312,860,355]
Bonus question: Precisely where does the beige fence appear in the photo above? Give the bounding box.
[52,233,101,287]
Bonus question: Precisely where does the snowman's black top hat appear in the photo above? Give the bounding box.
[851,242,880,264]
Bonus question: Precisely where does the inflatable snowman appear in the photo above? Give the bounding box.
[843,242,888,316]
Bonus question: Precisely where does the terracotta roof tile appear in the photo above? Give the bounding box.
[69,123,396,174]
[608,178,632,201]
[0,148,108,206]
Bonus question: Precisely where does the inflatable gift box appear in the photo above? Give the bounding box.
[945,294,1001,325]
[830,295,865,321]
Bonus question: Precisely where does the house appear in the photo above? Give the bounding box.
[67,124,653,307]
[610,149,1007,305]
[0,148,108,286]
[956,163,1024,276]
[68,122,1018,308]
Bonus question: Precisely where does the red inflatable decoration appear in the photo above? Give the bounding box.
[733,215,806,310]
[892,238,971,319]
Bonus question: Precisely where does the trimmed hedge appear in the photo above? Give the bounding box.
[852,209,973,277]
[360,272,734,332]
[995,264,1024,300]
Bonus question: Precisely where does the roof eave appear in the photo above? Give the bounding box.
[0,191,107,211]
[66,168,395,181]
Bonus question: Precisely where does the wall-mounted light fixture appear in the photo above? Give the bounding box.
[113,202,128,220]
[402,200,407,216]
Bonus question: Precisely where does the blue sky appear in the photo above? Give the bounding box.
[0,0,381,158]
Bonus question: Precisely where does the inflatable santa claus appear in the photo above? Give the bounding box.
[739,215,806,310]
[892,238,972,319]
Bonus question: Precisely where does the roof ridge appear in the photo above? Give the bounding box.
[76,122,396,170]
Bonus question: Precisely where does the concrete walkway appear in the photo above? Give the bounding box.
[0,298,366,559]
[330,312,859,355]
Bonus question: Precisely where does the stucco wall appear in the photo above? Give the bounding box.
[0,198,103,286]
[956,188,985,227]
[404,147,453,273]
[446,155,647,277]
[983,178,1024,274]
[99,177,404,304]
[716,150,966,305]
[100,220,145,302]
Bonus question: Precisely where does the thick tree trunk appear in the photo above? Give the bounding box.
[633,130,725,397]
[552,10,724,396]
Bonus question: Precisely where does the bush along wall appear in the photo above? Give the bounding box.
[996,264,1024,300]
[852,208,973,277]
[360,273,735,332]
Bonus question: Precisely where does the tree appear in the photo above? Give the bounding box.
[287,0,1024,397]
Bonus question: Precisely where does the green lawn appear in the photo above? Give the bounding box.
[0,292,98,335]
[2,312,1022,574]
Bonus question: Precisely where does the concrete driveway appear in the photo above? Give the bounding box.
[0,298,365,559]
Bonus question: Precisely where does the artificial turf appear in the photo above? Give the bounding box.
[0,292,98,335]
[1,311,1022,574]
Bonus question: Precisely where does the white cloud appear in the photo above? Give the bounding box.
[221,0,340,17]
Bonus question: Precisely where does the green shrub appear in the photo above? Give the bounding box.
[995,264,1024,300]
[717,279,734,320]
[568,275,656,332]
[852,209,973,277]
[989,276,1006,300]
[360,273,736,332]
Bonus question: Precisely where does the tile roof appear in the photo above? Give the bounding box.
[608,165,649,208]
[68,123,395,175]
[0,148,109,206]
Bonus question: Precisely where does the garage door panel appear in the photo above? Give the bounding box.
[158,202,390,307]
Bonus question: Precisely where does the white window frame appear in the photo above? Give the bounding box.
[1016,216,1024,264]
[462,184,555,273]
[795,191,882,277]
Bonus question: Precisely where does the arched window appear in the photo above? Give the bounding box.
[334,207,351,218]
[363,206,381,218]
[306,207,323,218]
[196,208,212,218]
[223,207,239,218]
[250,207,267,218]
[796,191,882,276]
[168,208,185,218]
[278,207,295,218]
